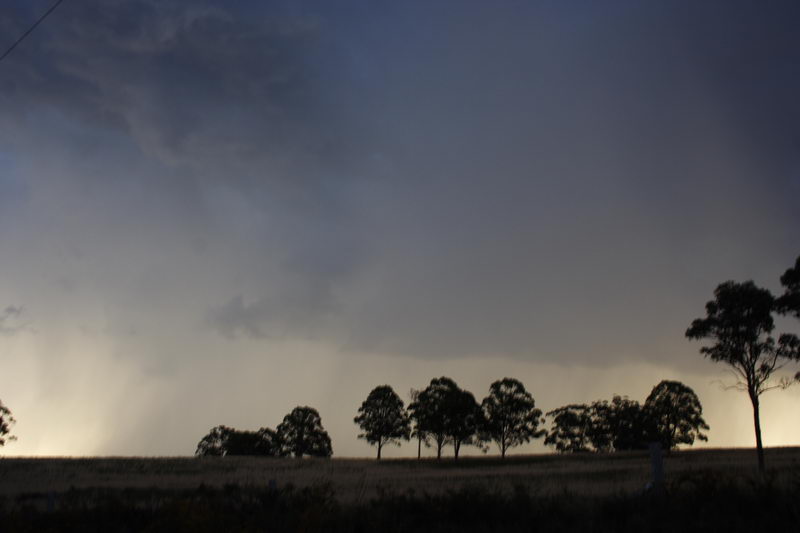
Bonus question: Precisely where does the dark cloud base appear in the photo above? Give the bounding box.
[0,0,798,370]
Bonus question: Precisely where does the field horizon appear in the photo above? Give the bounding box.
[3,443,793,460]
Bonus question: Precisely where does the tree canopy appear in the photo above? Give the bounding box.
[195,425,279,457]
[547,399,644,453]
[545,400,624,453]
[195,407,333,458]
[544,403,595,453]
[227,428,280,456]
[196,425,231,456]
[777,255,800,319]
[480,378,544,458]
[686,279,800,472]
[408,377,453,459]
[276,406,333,458]
[644,380,709,450]
[407,377,482,460]
[446,386,481,460]
[354,385,411,459]
[408,388,430,460]
[0,400,15,447]
[545,382,709,454]
[601,395,651,452]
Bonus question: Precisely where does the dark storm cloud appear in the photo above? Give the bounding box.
[0,0,366,351]
[1,0,369,191]
[1,1,797,369]
[325,1,800,362]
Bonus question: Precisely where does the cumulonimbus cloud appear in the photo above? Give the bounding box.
[0,1,797,370]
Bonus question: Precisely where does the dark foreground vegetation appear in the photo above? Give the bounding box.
[2,469,799,533]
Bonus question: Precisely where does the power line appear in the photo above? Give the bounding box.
[0,0,66,64]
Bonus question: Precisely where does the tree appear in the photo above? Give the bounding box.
[447,387,481,460]
[545,398,650,453]
[0,400,15,447]
[481,378,544,458]
[276,406,333,458]
[777,255,800,319]
[687,280,800,472]
[408,378,483,460]
[644,380,709,450]
[226,428,280,456]
[255,427,281,455]
[195,425,280,456]
[408,388,430,460]
[354,385,411,459]
[583,401,614,452]
[602,395,651,451]
[196,425,232,456]
[545,404,594,453]
[408,377,459,460]
[409,377,484,460]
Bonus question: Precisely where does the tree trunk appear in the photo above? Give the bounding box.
[454,440,460,460]
[501,444,506,459]
[417,435,422,460]
[750,393,765,473]
[377,441,382,460]
[436,440,442,460]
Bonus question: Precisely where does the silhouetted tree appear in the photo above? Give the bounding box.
[644,380,709,450]
[223,430,260,456]
[447,387,481,460]
[196,425,233,456]
[354,385,411,460]
[481,378,544,458]
[408,388,430,460]
[583,401,615,452]
[602,395,651,451]
[408,377,457,460]
[195,425,280,456]
[227,428,280,456]
[777,255,800,319]
[545,404,594,453]
[0,400,15,447]
[256,427,281,455]
[276,406,333,458]
[687,280,800,472]
[546,398,650,453]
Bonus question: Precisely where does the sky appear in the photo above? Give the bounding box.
[0,0,798,458]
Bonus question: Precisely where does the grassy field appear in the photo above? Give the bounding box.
[1,448,799,531]
[2,447,799,501]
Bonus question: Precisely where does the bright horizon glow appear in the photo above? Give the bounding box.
[3,334,799,457]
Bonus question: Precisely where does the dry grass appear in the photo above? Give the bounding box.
[1,447,798,502]
[2,449,800,532]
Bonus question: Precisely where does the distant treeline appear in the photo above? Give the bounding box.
[195,254,799,464]
[196,378,708,460]
[196,406,332,458]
